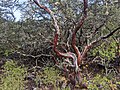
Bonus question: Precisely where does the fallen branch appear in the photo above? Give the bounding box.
[14,51,53,58]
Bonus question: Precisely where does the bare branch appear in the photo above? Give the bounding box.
[102,27,120,39]
[33,0,76,61]
[14,51,53,58]
[33,0,51,14]
[72,0,88,66]
[81,26,120,59]
[93,23,105,35]
[33,0,60,35]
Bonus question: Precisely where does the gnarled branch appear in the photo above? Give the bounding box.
[72,0,88,66]
[81,26,120,60]
[33,0,77,64]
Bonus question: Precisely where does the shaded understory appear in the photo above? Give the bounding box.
[0,55,120,90]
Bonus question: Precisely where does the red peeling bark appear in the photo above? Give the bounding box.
[72,0,88,66]
[33,1,120,87]
[33,0,88,67]
[33,0,75,59]
[33,0,51,13]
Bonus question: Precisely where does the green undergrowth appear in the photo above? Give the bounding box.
[0,60,27,90]
[0,60,119,90]
[83,74,120,90]
[35,66,62,89]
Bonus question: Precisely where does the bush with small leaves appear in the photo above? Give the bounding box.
[0,60,26,90]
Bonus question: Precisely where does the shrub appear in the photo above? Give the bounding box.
[83,74,117,90]
[0,60,26,90]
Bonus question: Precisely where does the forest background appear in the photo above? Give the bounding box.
[0,0,120,90]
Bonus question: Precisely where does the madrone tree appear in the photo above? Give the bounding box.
[32,0,120,89]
